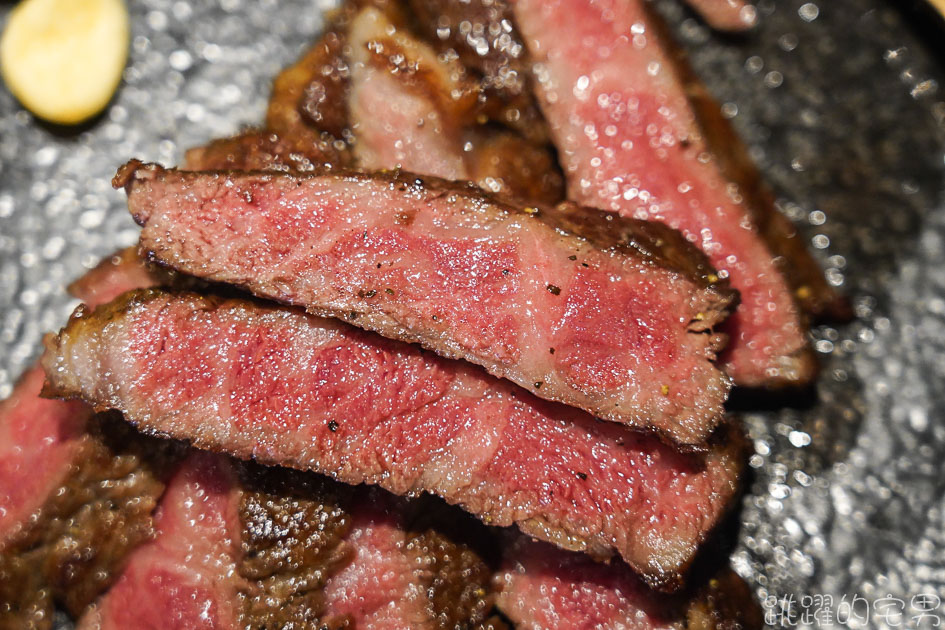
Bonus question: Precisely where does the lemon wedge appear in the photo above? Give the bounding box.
[1,0,130,125]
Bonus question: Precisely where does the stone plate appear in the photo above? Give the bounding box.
[1,1,943,627]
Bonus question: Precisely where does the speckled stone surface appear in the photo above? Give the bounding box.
[1,1,944,628]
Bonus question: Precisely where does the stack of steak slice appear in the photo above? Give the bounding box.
[114,161,734,448]
[15,0,845,624]
[42,287,744,587]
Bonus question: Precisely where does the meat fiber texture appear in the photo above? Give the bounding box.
[513,0,815,387]
[42,289,743,588]
[116,161,735,448]
[494,535,763,629]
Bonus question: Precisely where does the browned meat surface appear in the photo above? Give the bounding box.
[116,162,734,446]
[347,5,563,204]
[43,289,743,586]
[348,6,477,179]
[405,0,550,146]
[1,414,182,626]
[495,535,762,630]
[183,129,345,172]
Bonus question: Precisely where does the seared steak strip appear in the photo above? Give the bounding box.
[349,6,477,180]
[183,129,344,173]
[648,3,849,323]
[42,289,743,586]
[116,162,734,446]
[348,5,563,204]
[495,535,762,629]
[513,0,816,387]
[76,452,245,630]
[78,451,497,629]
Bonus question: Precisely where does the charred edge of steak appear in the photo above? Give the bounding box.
[114,161,736,307]
[183,130,346,173]
[643,2,849,325]
[235,464,499,629]
[400,495,499,628]
[462,125,565,206]
[236,463,355,630]
[0,413,185,621]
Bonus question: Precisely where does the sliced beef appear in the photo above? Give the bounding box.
[42,289,744,586]
[348,5,563,204]
[349,6,477,180]
[76,452,245,630]
[404,0,550,146]
[237,465,354,629]
[0,249,176,628]
[0,366,90,551]
[649,5,849,323]
[513,0,816,387]
[461,125,564,205]
[320,492,495,629]
[680,0,756,32]
[264,6,358,161]
[77,450,496,629]
[495,536,762,630]
[116,162,734,446]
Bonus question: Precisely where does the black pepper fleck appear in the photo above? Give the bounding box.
[534,381,543,389]
[568,255,577,261]
[547,284,561,295]
[549,348,555,355]
[358,289,377,298]
[576,472,588,481]
[385,288,395,295]
[328,421,338,432]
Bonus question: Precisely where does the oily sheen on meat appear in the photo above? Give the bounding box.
[513,0,814,387]
[42,289,743,587]
[116,161,735,447]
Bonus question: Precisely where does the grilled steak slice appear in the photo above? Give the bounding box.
[495,536,762,629]
[405,0,550,146]
[349,6,563,204]
[0,366,91,551]
[0,249,177,628]
[649,6,849,323]
[116,162,734,446]
[513,0,816,387]
[680,0,756,31]
[77,452,245,630]
[78,450,496,629]
[42,289,743,586]
[349,7,476,180]
[321,493,496,628]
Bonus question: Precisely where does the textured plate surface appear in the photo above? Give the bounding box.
[1,1,944,628]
